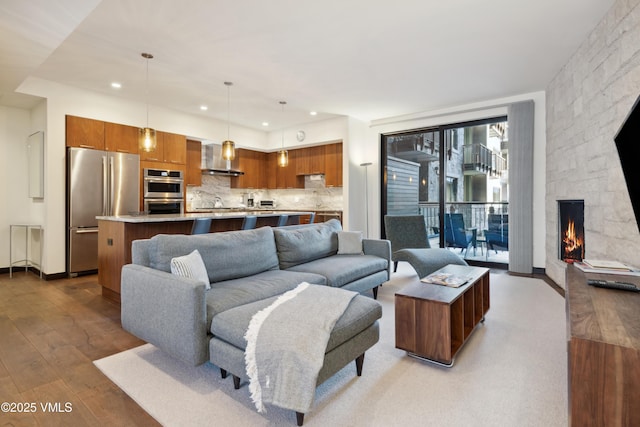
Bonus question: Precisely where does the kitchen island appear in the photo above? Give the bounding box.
[97,211,313,302]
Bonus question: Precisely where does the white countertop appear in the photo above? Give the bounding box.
[97,210,314,223]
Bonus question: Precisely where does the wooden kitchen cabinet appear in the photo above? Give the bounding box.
[274,149,302,189]
[231,148,268,189]
[266,151,301,189]
[140,131,186,164]
[160,131,186,165]
[266,152,278,189]
[139,132,164,162]
[324,142,343,187]
[104,122,139,154]
[295,145,324,175]
[186,139,202,186]
[66,115,105,149]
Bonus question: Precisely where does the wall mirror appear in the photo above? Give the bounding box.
[27,131,44,198]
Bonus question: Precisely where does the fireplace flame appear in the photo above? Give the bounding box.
[562,219,583,259]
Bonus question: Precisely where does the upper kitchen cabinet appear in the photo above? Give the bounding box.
[324,142,343,187]
[140,131,186,164]
[104,122,139,154]
[186,140,202,186]
[272,149,302,189]
[66,115,105,149]
[295,145,325,175]
[231,148,268,189]
[163,132,187,164]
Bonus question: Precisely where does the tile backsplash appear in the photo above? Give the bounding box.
[186,175,343,211]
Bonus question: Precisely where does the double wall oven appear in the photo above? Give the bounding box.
[143,168,184,214]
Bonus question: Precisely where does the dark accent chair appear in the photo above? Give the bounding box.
[384,215,467,277]
[484,213,508,255]
[190,218,212,234]
[444,213,474,256]
[241,215,257,230]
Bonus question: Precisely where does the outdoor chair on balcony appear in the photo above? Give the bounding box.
[444,213,475,257]
[384,215,467,278]
[484,213,508,257]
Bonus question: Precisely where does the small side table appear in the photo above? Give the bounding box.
[9,224,43,279]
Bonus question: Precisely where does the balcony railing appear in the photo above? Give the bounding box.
[463,143,506,177]
[418,202,508,236]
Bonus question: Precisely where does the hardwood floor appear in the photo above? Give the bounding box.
[0,271,159,426]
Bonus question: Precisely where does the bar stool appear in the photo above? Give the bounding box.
[241,215,257,230]
[288,214,301,225]
[308,212,316,224]
[276,214,288,227]
[191,218,212,234]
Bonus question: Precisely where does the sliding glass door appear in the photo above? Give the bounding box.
[382,116,509,265]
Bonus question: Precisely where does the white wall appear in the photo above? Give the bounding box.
[364,91,547,269]
[264,116,347,151]
[0,102,48,270]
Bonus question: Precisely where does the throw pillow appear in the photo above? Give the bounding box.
[337,231,363,255]
[170,249,210,290]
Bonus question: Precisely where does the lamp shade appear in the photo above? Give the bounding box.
[277,149,288,167]
[222,140,236,160]
[139,127,157,152]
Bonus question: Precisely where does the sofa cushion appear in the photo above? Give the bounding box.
[205,270,326,327]
[210,293,382,353]
[148,227,280,282]
[273,219,342,269]
[170,249,210,290]
[337,231,363,255]
[287,255,388,288]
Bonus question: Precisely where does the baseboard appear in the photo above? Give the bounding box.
[0,267,67,281]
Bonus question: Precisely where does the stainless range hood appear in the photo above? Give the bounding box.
[201,143,244,176]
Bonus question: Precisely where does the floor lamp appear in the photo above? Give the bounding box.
[360,162,372,238]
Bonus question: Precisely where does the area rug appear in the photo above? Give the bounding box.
[94,266,568,426]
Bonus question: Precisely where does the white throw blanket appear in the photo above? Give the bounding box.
[244,282,357,414]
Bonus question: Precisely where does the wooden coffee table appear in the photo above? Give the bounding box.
[395,264,490,367]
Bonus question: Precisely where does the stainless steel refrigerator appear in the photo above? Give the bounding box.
[67,147,140,275]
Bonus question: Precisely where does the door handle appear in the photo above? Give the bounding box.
[102,156,108,215]
[75,229,99,234]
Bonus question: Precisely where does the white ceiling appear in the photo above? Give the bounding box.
[1,0,613,131]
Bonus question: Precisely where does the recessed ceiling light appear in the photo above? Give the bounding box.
[262,122,269,127]
[111,82,122,89]
[200,105,208,111]
[309,111,317,116]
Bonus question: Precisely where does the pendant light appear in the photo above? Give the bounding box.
[277,101,288,167]
[222,81,236,161]
[138,53,157,152]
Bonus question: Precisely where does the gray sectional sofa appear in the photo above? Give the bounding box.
[120,219,391,425]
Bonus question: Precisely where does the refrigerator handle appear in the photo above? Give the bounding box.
[102,156,108,215]
[109,156,115,215]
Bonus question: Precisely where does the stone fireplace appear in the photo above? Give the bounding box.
[558,200,584,263]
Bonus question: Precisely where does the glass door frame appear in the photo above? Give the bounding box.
[380,115,507,253]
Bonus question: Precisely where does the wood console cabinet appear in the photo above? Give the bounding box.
[395,265,490,366]
[565,265,640,426]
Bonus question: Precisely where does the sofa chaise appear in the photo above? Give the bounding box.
[120,219,391,425]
